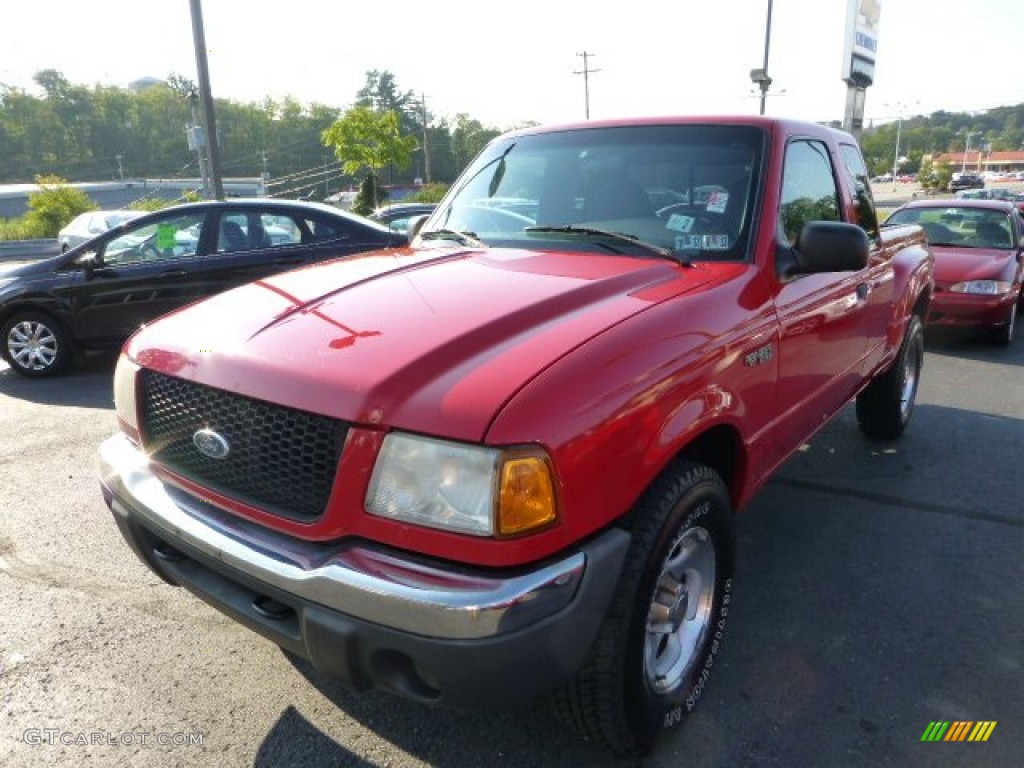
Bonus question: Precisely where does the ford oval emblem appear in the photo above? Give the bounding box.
[193,428,230,460]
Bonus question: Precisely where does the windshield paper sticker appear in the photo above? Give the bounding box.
[675,234,730,251]
[706,191,729,214]
[666,214,695,233]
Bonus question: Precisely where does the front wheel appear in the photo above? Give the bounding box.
[990,300,1016,347]
[549,460,735,756]
[856,314,924,440]
[1,312,72,377]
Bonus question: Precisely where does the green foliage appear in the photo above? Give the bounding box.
[128,197,174,212]
[23,175,96,238]
[351,173,386,215]
[0,68,517,193]
[0,218,35,241]
[322,107,419,177]
[407,183,449,203]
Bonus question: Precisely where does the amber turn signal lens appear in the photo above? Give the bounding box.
[497,456,558,536]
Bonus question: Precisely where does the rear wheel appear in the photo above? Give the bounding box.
[856,314,924,440]
[549,460,735,756]
[1,312,72,377]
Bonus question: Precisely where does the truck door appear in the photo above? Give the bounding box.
[772,138,873,451]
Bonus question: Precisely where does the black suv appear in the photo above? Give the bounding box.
[948,174,985,192]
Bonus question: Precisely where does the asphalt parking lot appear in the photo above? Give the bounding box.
[1,321,1021,767]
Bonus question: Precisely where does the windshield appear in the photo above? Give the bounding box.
[887,207,1014,249]
[421,124,764,261]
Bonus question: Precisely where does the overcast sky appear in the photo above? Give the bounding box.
[2,0,1023,130]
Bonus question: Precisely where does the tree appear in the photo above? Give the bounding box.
[23,175,96,238]
[322,107,418,213]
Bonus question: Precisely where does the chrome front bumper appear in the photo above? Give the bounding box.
[98,432,628,641]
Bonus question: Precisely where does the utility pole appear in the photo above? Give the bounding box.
[187,94,211,194]
[188,0,223,199]
[421,93,431,183]
[574,52,601,120]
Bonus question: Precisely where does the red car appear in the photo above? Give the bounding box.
[886,200,1023,345]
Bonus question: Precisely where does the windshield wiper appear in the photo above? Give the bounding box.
[419,229,486,247]
[525,225,689,264]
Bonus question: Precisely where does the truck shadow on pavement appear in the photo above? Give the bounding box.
[0,352,116,408]
[256,653,631,768]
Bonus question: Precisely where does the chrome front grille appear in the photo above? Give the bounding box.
[139,370,346,521]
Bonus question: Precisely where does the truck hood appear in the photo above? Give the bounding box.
[127,246,706,441]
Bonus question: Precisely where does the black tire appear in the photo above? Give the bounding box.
[549,460,735,756]
[990,300,1016,347]
[856,314,924,440]
[1,312,72,377]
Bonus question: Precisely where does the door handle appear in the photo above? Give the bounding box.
[158,270,188,278]
[856,283,870,300]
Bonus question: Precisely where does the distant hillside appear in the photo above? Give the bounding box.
[854,103,1024,177]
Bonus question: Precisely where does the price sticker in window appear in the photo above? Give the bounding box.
[157,224,177,249]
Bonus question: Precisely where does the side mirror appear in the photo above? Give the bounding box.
[76,251,100,277]
[407,214,430,240]
[776,221,869,281]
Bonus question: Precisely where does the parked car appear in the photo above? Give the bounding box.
[0,199,407,377]
[885,199,1022,345]
[57,210,145,252]
[948,173,985,192]
[369,203,437,234]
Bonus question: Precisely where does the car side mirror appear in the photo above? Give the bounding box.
[776,221,870,281]
[407,215,430,240]
[76,251,100,277]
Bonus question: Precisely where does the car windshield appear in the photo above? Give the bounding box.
[887,207,1014,249]
[421,124,764,262]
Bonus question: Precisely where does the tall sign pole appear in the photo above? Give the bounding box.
[189,0,224,199]
[840,0,882,139]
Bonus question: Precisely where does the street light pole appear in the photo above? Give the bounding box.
[759,0,773,116]
[961,130,976,175]
[891,114,902,191]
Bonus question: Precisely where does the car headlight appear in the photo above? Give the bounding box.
[366,433,558,537]
[113,354,141,442]
[949,280,1012,295]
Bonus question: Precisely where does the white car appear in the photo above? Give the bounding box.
[57,210,145,252]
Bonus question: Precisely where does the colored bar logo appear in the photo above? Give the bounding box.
[921,721,997,742]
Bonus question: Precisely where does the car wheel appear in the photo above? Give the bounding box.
[548,460,735,756]
[1,312,72,377]
[856,314,924,440]
[990,301,1016,347]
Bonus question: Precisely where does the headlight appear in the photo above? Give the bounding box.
[949,280,1012,295]
[113,354,141,441]
[366,433,558,537]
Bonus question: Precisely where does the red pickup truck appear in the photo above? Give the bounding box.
[99,117,933,756]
